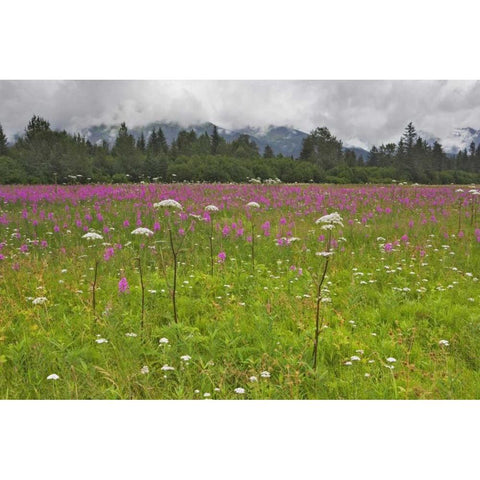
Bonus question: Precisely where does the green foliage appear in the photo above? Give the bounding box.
[300,127,343,170]
[0,123,8,156]
[1,117,480,185]
[0,184,479,399]
[0,156,27,183]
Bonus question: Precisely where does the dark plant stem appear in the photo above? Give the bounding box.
[312,230,332,370]
[137,257,145,330]
[312,257,330,370]
[169,228,178,324]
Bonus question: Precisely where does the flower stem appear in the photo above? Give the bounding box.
[209,221,214,276]
[137,256,145,330]
[312,230,332,370]
[92,259,99,322]
[168,228,178,324]
[312,257,330,370]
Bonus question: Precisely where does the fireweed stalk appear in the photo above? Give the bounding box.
[154,199,186,324]
[131,227,154,330]
[205,205,219,275]
[246,202,260,272]
[471,189,480,226]
[311,212,343,370]
[82,231,103,321]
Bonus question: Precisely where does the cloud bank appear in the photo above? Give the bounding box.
[1,80,480,148]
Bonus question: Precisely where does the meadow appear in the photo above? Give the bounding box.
[0,182,479,399]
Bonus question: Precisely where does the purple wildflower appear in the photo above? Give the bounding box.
[118,277,129,294]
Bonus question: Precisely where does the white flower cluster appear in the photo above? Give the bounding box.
[131,227,154,236]
[205,205,219,212]
[82,232,103,241]
[246,202,260,208]
[315,251,334,257]
[32,297,48,305]
[153,199,183,209]
[315,212,344,227]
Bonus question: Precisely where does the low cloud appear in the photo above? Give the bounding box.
[1,80,479,147]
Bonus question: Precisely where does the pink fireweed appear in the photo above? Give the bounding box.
[103,247,115,261]
[118,277,129,293]
[217,251,226,263]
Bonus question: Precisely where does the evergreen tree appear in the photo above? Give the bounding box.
[157,127,168,154]
[0,123,8,156]
[474,144,480,173]
[299,127,343,170]
[196,132,211,155]
[176,130,197,156]
[25,115,51,142]
[367,146,379,167]
[432,141,446,171]
[112,122,143,180]
[467,141,476,171]
[229,134,259,158]
[402,122,417,154]
[136,132,146,152]
[211,125,220,155]
[399,123,418,180]
[147,129,158,154]
[263,145,274,158]
[344,149,357,167]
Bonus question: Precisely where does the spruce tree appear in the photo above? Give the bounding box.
[147,129,158,154]
[0,123,8,156]
[136,132,146,152]
[263,145,274,158]
[157,127,168,154]
[211,125,220,155]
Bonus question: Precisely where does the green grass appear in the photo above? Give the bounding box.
[0,184,479,399]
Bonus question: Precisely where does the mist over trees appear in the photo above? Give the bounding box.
[0,116,479,184]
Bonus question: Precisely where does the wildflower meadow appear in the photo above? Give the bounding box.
[0,182,479,399]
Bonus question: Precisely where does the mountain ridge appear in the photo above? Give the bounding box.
[80,121,372,160]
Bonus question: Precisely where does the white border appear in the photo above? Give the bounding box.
[1,1,478,477]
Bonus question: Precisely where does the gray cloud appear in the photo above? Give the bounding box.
[1,80,479,148]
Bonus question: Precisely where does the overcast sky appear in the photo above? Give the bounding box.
[1,80,480,149]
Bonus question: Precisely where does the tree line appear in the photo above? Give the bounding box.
[0,116,479,184]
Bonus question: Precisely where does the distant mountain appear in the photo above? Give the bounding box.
[419,127,480,155]
[234,125,309,158]
[80,121,371,160]
[343,146,370,161]
[81,122,308,158]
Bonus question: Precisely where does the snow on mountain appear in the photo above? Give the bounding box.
[80,121,374,160]
[419,127,480,155]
